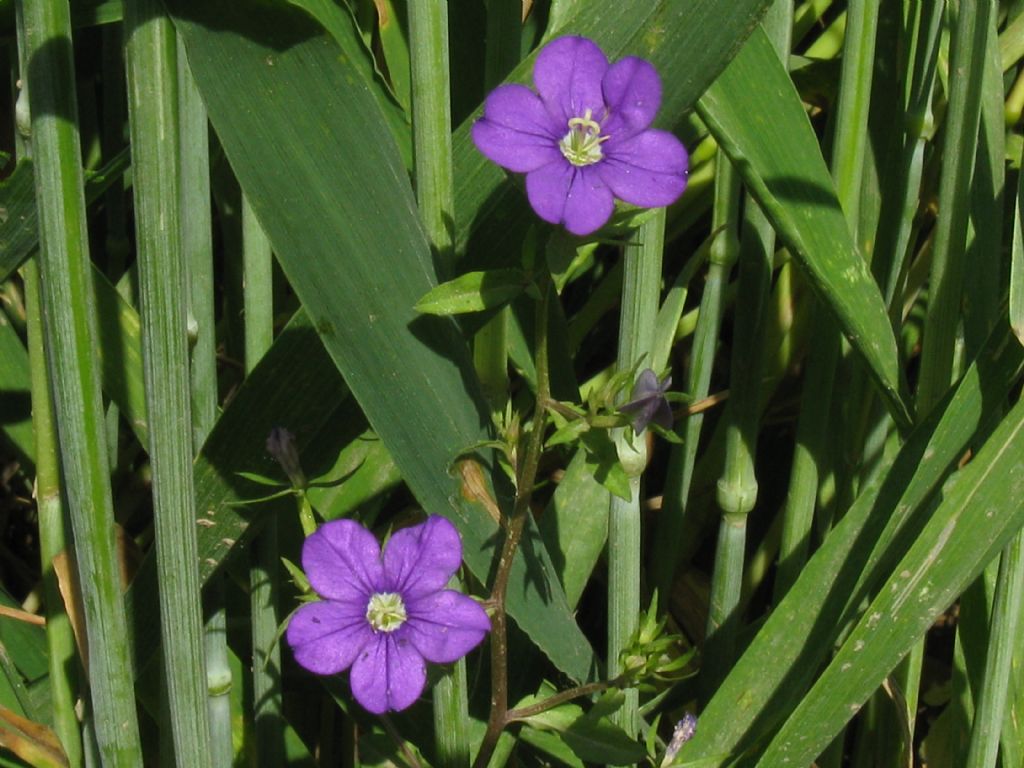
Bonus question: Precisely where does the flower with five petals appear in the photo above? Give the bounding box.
[286,516,491,713]
[472,35,689,236]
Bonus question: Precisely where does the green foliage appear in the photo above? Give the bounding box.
[4,0,1024,766]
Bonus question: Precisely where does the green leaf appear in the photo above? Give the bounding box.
[697,25,911,428]
[168,0,594,682]
[0,151,130,284]
[414,269,531,315]
[283,0,412,169]
[681,322,1024,764]
[757,393,1024,766]
[539,449,609,610]
[305,429,402,522]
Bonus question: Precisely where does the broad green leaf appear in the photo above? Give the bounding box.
[451,0,773,271]
[283,0,412,168]
[681,322,1024,764]
[757,394,1024,766]
[697,25,911,428]
[539,448,609,609]
[414,269,531,315]
[305,429,402,521]
[168,0,594,681]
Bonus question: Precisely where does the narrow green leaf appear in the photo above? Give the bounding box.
[697,25,910,428]
[415,269,530,315]
[168,0,595,681]
[682,322,1024,764]
[758,396,1024,766]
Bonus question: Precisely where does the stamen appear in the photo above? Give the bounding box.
[366,592,407,632]
[560,107,610,167]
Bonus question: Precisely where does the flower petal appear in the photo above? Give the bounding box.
[350,632,426,714]
[601,56,662,139]
[533,36,608,124]
[600,129,689,208]
[406,590,491,664]
[472,84,563,173]
[302,519,383,602]
[526,163,614,236]
[383,515,463,599]
[286,600,373,675]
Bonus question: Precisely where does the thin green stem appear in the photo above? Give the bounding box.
[407,2,471,761]
[408,0,454,274]
[25,262,83,766]
[964,533,1024,768]
[506,676,627,722]
[20,0,143,761]
[653,155,739,607]
[124,2,214,763]
[473,278,552,768]
[241,193,282,766]
[917,0,993,415]
[776,0,877,601]
[14,11,81,763]
[433,579,471,768]
[608,208,665,737]
[472,0,520,420]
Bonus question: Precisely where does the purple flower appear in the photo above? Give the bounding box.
[619,368,673,433]
[472,35,688,236]
[286,516,491,714]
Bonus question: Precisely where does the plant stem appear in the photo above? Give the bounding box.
[241,193,282,766]
[776,0,875,600]
[409,0,454,275]
[407,1,472,761]
[473,277,552,768]
[608,208,665,737]
[20,0,144,760]
[916,0,993,415]
[14,11,82,763]
[653,154,739,608]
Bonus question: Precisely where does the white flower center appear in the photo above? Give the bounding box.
[559,108,609,167]
[366,592,407,633]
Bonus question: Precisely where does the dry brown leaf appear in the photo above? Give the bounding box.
[0,705,69,768]
[456,459,502,526]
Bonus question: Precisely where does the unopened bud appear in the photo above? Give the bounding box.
[266,427,306,489]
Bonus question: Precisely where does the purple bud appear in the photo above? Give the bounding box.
[266,427,306,489]
[619,369,673,433]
